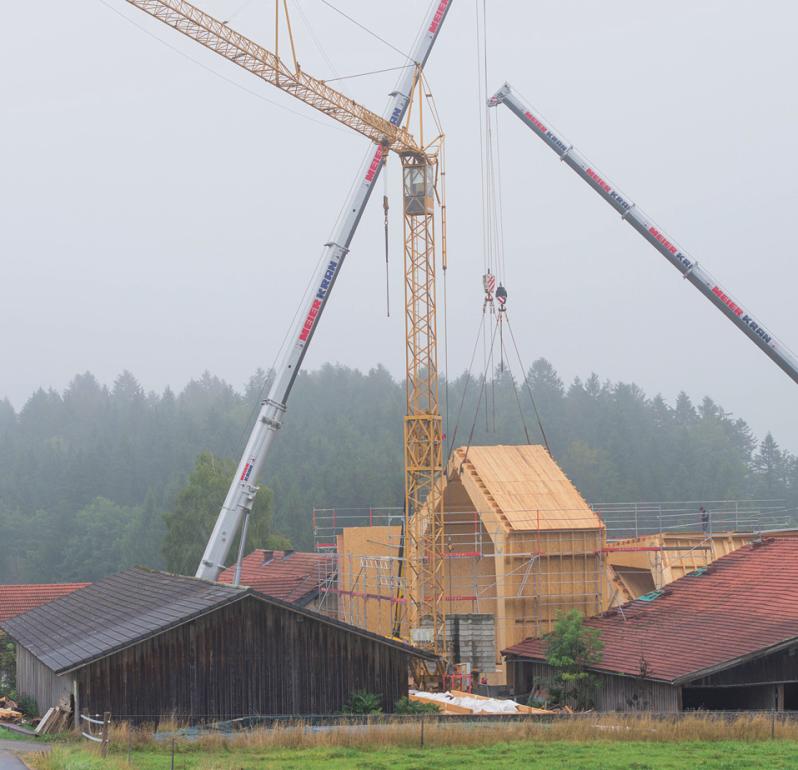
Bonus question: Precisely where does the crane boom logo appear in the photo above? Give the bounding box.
[365,147,383,183]
[299,260,339,342]
[429,0,450,33]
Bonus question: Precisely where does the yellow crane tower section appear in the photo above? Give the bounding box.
[124,0,448,655]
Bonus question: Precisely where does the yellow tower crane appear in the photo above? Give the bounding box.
[122,0,451,655]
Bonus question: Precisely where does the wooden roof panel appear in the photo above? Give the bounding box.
[451,445,603,532]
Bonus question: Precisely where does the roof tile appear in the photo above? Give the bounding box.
[217,550,332,605]
[0,583,89,622]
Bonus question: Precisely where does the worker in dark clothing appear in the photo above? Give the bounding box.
[700,506,709,535]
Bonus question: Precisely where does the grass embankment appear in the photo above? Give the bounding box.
[26,714,798,770]
[0,725,33,741]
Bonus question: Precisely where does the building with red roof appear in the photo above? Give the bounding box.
[0,583,89,623]
[503,537,798,711]
[217,550,335,612]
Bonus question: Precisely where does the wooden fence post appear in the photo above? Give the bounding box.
[101,712,111,758]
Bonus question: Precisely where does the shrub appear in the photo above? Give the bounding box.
[341,691,382,715]
[545,609,603,710]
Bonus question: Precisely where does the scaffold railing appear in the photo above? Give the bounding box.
[309,499,795,639]
[594,499,791,540]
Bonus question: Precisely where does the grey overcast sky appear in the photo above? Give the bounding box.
[2,1,797,450]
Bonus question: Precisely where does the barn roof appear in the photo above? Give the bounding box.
[450,445,603,532]
[217,550,330,605]
[0,582,89,622]
[1,567,433,674]
[503,537,798,684]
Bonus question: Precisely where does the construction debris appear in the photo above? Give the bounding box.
[409,689,553,715]
[0,695,22,722]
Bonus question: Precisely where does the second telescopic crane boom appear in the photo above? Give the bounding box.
[489,83,798,385]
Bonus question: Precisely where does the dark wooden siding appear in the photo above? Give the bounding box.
[74,596,409,720]
[507,659,679,712]
[16,645,73,716]
[687,646,798,687]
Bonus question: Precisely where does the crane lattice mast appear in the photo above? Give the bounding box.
[123,0,451,654]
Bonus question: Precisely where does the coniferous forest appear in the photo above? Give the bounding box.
[0,360,795,583]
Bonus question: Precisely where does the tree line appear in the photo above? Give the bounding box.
[0,360,795,583]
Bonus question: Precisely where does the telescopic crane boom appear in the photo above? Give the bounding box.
[122,0,452,592]
[489,83,798,385]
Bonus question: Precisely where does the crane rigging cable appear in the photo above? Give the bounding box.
[468,1,549,451]
[319,0,416,63]
[294,0,346,89]
[504,311,552,455]
[324,64,413,83]
[460,316,500,472]
[445,313,487,463]
[96,0,350,136]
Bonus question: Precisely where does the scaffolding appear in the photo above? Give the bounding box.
[310,495,791,681]
[312,504,608,657]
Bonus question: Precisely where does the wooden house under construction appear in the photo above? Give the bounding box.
[606,530,754,598]
[332,445,622,683]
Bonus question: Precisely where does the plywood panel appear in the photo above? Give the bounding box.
[337,526,402,638]
[450,445,603,532]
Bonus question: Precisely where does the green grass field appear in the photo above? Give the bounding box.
[28,741,798,770]
[0,725,31,741]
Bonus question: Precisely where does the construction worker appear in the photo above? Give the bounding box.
[700,506,709,535]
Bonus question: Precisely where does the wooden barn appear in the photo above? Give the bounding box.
[503,538,798,711]
[0,567,433,722]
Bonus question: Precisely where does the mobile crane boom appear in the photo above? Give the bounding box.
[127,0,451,580]
[489,83,798,385]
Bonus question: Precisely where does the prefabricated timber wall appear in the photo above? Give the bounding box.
[335,526,403,636]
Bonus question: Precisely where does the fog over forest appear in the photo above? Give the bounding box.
[0,360,794,584]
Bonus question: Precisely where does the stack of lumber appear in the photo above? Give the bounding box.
[0,695,22,722]
[35,706,71,735]
[409,689,554,716]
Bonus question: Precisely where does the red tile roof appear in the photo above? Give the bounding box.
[503,537,798,684]
[217,550,331,605]
[0,582,89,623]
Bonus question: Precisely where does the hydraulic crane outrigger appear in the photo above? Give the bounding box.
[489,83,798,385]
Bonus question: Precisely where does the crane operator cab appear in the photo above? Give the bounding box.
[402,157,434,216]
